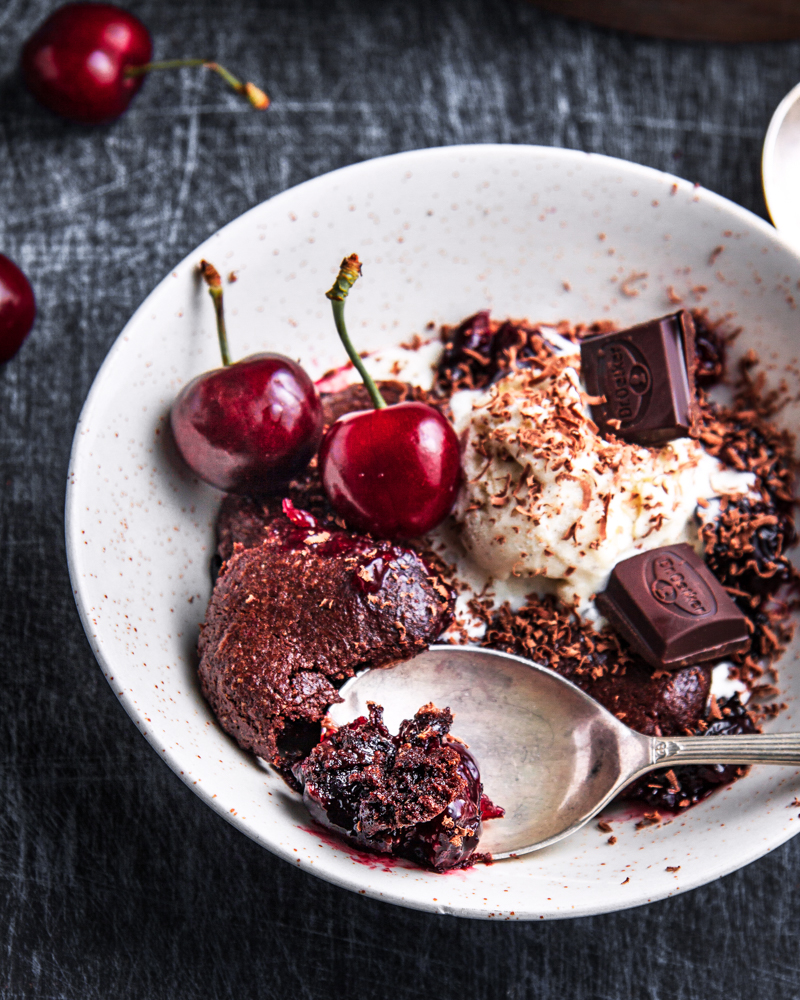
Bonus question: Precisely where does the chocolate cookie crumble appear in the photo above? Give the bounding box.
[433,310,615,399]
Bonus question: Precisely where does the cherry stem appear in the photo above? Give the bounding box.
[326,255,387,410]
[124,60,269,109]
[199,261,231,366]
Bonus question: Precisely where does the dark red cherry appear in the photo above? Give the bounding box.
[21,3,153,124]
[0,255,36,364]
[170,261,322,494]
[319,401,460,538]
[319,254,461,539]
[21,3,268,125]
[171,353,322,495]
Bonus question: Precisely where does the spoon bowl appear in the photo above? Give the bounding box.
[328,645,800,859]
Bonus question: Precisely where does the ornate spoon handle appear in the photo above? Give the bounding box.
[650,733,800,768]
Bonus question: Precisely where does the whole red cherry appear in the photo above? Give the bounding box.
[0,255,36,364]
[317,255,461,538]
[319,401,460,538]
[170,262,322,495]
[21,2,268,125]
[22,4,152,124]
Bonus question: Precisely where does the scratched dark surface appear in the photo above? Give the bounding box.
[2,0,800,997]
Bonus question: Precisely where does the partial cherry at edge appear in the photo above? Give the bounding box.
[0,256,36,364]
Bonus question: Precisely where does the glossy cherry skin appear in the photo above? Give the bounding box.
[21,3,152,124]
[318,402,461,538]
[170,354,323,495]
[0,255,36,364]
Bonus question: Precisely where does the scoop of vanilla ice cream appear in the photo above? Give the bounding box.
[452,359,754,611]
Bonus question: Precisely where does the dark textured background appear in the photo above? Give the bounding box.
[2,1,800,997]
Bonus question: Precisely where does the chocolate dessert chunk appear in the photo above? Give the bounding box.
[293,703,492,870]
[198,512,455,781]
[216,473,330,562]
[596,544,750,670]
[580,310,697,444]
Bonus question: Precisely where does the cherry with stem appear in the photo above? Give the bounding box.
[22,3,268,125]
[318,255,461,539]
[170,261,322,495]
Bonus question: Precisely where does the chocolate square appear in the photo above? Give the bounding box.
[580,310,697,445]
[595,544,750,670]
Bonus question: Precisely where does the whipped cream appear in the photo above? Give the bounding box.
[452,359,755,611]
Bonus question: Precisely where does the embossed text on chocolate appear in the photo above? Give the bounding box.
[648,551,716,617]
[602,342,651,424]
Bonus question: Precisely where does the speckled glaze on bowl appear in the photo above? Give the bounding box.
[66,145,800,920]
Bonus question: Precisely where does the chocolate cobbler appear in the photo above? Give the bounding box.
[199,308,798,867]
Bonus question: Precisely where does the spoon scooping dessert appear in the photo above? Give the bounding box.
[327,646,800,859]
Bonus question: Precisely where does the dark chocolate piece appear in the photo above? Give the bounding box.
[595,543,750,670]
[580,310,696,445]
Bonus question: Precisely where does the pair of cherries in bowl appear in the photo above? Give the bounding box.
[171,256,461,539]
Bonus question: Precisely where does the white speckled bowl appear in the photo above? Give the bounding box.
[66,145,800,920]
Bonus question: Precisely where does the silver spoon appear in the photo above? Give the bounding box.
[327,645,800,859]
